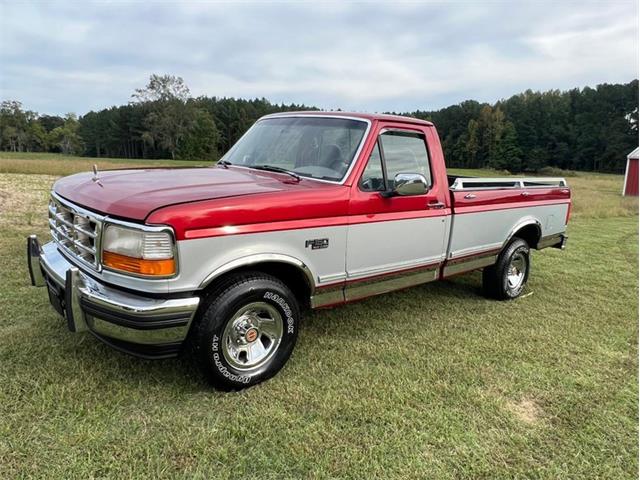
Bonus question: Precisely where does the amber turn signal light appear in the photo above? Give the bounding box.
[103,251,176,276]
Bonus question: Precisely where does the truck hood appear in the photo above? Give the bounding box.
[53,166,306,221]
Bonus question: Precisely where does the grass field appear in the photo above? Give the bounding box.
[0,151,210,176]
[0,154,637,478]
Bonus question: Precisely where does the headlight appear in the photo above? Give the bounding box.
[102,224,176,277]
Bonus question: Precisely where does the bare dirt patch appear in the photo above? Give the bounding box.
[507,398,544,424]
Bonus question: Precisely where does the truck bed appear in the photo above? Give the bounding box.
[442,175,571,276]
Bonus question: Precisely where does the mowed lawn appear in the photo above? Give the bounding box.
[0,154,637,479]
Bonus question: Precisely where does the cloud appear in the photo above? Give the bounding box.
[0,0,637,115]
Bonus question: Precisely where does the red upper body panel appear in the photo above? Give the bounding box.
[53,166,311,221]
[450,187,571,214]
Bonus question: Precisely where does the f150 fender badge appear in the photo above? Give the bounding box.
[305,238,329,250]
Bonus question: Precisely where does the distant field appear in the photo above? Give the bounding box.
[1,152,636,220]
[0,151,211,176]
[0,154,637,478]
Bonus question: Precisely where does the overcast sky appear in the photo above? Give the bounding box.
[1,1,638,116]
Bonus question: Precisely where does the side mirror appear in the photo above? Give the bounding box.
[392,173,429,196]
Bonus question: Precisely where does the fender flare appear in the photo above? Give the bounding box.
[502,218,542,250]
[198,253,316,294]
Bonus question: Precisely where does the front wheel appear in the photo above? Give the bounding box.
[482,237,530,300]
[191,272,300,390]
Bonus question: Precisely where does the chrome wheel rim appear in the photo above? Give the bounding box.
[507,252,527,290]
[221,302,283,371]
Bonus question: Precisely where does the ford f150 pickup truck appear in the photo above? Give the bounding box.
[27,112,570,389]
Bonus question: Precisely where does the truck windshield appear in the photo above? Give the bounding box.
[219,116,368,182]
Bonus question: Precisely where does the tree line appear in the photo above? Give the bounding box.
[406,80,638,173]
[1,75,637,173]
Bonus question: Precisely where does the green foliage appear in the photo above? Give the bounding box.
[0,101,68,154]
[131,74,191,103]
[0,77,637,171]
[410,80,638,173]
[49,114,83,155]
[176,108,219,160]
[491,121,521,171]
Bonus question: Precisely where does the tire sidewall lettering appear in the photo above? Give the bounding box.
[263,291,295,334]
[210,334,251,384]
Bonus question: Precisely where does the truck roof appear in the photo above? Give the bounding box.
[262,111,433,126]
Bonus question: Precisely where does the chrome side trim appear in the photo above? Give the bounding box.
[345,265,439,302]
[310,284,344,308]
[312,263,442,308]
[199,253,316,293]
[318,272,347,284]
[448,243,502,260]
[442,252,498,278]
[347,255,443,281]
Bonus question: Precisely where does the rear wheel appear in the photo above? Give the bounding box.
[482,237,530,300]
[190,272,300,390]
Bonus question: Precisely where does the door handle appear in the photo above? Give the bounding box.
[464,193,476,199]
[428,201,445,209]
[521,191,530,197]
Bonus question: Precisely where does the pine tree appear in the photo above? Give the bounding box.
[491,121,522,172]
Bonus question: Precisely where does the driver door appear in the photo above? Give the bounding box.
[345,124,450,301]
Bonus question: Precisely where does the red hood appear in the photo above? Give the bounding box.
[53,166,307,220]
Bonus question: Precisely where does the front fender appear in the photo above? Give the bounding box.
[198,253,316,293]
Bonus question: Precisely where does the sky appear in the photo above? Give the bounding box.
[0,0,638,116]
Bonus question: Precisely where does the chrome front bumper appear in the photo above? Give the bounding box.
[27,235,200,359]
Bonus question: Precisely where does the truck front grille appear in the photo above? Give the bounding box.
[48,195,102,269]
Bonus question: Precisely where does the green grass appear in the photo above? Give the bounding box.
[0,156,637,478]
[0,151,211,176]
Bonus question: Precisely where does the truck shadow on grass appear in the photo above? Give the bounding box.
[34,273,488,392]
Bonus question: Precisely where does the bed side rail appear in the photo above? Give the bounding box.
[449,177,568,191]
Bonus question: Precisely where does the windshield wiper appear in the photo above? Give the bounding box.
[250,165,301,181]
[217,160,232,169]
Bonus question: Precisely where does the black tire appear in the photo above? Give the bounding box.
[190,272,300,390]
[482,237,530,300]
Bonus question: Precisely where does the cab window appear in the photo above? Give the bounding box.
[380,131,431,189]
[359,129,431,192]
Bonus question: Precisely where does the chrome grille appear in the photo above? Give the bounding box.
[48,195,102,269]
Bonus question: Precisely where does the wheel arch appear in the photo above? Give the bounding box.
[503,218,542,250]
[198,254,316,309]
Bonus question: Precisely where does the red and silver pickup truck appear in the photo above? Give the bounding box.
[27,112,570,389]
